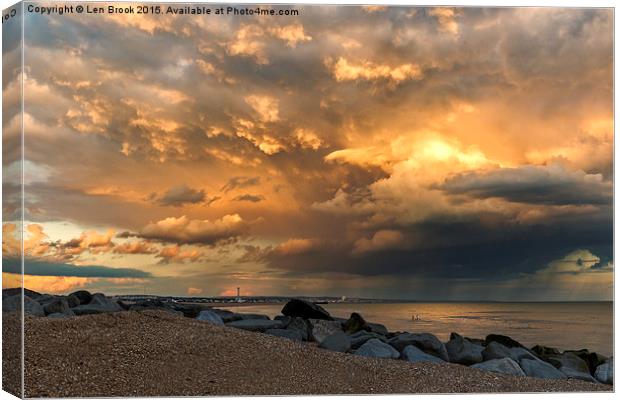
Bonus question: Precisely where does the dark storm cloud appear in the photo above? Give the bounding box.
[437,164,612,205]
[149,184,206,207]
[233,194,265,203]
[3,258,152,278]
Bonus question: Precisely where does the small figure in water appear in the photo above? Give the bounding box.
[412,314,421,321]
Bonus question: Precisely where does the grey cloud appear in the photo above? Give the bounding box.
[233,194,265,203]
[149,184,206,207]
[437,164,612,206]
[221,176,261,193]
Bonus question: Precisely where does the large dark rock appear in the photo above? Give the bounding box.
[286,317,311,341]
[531,344,560,359]
[71,293,122,315]
[265,329,303,341]
[445,332,484,365]
[172,303,211,318]
[401,345,445,364]
[563,349,608,375]
[482,341,513,361]
[196,310,224,325]
[548,352,596,382]
[43,298,71,316]
[235,313,270,320]
[520,358,567,379]
[595,357,613,384]
[349,331,387,349]
[281,298,332,320]
[69,290,92,305]
[365,322,389,336]
[3,295,45,317]
[343,312,367,334]
[309,319,343,343]
[471,358,526,377]
[2,288,42,299]
[388,332,449,361]
[47,310,75,318]
[319,331,351,353]
[66,294,81,308]
[226,319,283,332]
[211,309,243,323]
[354,338,400,359]
[485,334,525,349]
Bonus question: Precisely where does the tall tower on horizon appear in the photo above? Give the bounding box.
[236,287,241,302]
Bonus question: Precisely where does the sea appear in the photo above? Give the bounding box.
[217,302,613,356]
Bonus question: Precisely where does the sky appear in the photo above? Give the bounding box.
[1,5,613,300]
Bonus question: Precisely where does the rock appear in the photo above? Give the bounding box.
[72,293,122,315]
[211,309,242,323]
[128,299,177,314]
[274,315,292,327]
[482,341,513,361]
[508,347,538,363]
[172,303,210,318]
[116,300,131,311]
[548,352,596,382]
[234,313,270,320]
[66,294,81,308]
[35,294,56,305]
[520,358,567,379]
[401,345,445,364]
[365,322,389,336]
[471,358,526,377]
[465,337,486,346]
[319,331,351,353]
[47,310,75,318]
[196,310,224,325]
[531,345,560,358]
[2,288,42,299]
[564,349,608,375]
[354,338,400,359]
[388,332,449,361]
[349,331,387,349]
[2,295,45,317]
[343,312,367,334]
[265,329,303,341]
[595,357,613,384]
[43,298,71,316]
[286,317,311,341]
[485,334,525,349]
[281,298,332,320]
[309,319,343,343]
[226,319,283,332]
[69,290,92,305]
[445,332,484,365]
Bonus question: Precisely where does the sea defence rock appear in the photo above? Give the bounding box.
[471,358,526,377]
[286,317,311,341]
[446,333,484,365]
[548,352,596,382]
[43,298,71,316]
[265,329,304,341]
[349,331,387,349]
[71,293,122,315]
[196,310,224,325]
[2,288,42,300]
[365,322,389,336]
[531,345,560,359]
[211,309,243,323]
[3,295,45,317]
[226,319,283,332]
[520,358,567,379]
[595,357,613,384]
[485,334,525,349]
[319,332,351,353]
[66,294,81,308]
[355,338,400,359]
[281,298,332,320]
[309,319,343,343]
[343,313,367,334]
[508,347,538,363]
[482,341,513,361]
[563,349,608,375]
[69,290,92,305]
[47,310,75,318]
[388,332,449,361]
[235,313,270,320]
[401,345,445,364]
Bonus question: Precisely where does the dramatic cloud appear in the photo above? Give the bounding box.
[148,184,207,207]
[233,194,265,203]
[327,57,423,84]
[138,214,248,245]
[220,176,261,193]
[438,164,612,205]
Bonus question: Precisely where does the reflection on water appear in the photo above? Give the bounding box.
[219,302,613,356]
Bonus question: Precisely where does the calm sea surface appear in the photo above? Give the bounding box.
[217,302,613,356]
